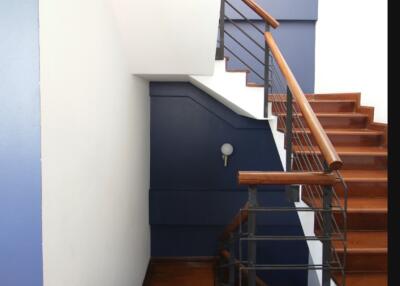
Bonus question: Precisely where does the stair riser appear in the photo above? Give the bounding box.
[334,212,387,231]
[311,211,387,231]
[287,132,383,147]
[276,115,368,129]
[334,182,387,198]
[292,154,387,170]
[333,273,388,286]
[272,101,357,113]
[338,252,387,272]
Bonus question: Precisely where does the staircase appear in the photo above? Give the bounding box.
[271,94,388,285]
[144,0,387,285]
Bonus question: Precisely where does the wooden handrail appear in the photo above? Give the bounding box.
[264,32,343,171]
[219,202,249,241]
[238,171,339,186]
[242,0,279,29]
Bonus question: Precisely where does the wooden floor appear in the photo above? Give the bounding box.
[143,259,216,286]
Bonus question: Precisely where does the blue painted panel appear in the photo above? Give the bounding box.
[149,82,308,285]
[226,0,318,20]
[224,20,316,92]
[151,226,222,256]
[0,1,42,285]
[150,190,304,226]
[150,83,283,190]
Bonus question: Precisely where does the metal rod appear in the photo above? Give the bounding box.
[224,30,264,65]
[240,235,344,241]
[224,16,265,51]
[264,23,270,117]
[216,0,225,60]
[224,45,264,80]
[243,206,343,212]
[241,264,343,271]
[322,181,333,286]
[229,234,235,285]
[285,86,293,171]
[247,186,257,286]
[225,0,265,35]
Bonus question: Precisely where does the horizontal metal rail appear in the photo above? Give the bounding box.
[224,45,264,80]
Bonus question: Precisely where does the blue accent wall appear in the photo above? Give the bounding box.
[0,1,43,285]
[150,82,308,286]
[227,0,318,20]
[224,0,318,92]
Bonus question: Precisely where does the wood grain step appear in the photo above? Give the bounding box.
[246,82,264,87]
[272,99,357,113]
[303,195,387,213]
[273,92,388,284]
[226,68,250,73]
[143,258,215,286]
[334,231,387,251]
[303,196,387,230]
[339,169,388,182]
[269,93,361,102]
[292,146,387,170]
[279,128,385,147]
[333,272,387,286]
[334,170,387,198]
[276,112,369,129]
[334,231,387,272]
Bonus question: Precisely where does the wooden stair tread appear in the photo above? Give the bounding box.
[345,197,387,213]
[333,272,387,286]
[247,82,264,87]
[269,93,361,101]
[272,99,357,103]
[275,112,368,118]
[303,196,387,213]
[143,259,215,286]
[333,231,387,253]
[293,145,387,156]
[226,68,249,73]
[288,128,384,135]
[339,170,387,182]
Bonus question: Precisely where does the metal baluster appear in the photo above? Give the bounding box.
[322,164,333,286]
[216,0,225,60]
[228,234,235,285]
[285,86,293,172]
[264,24,270,117]
[248,186,258,286]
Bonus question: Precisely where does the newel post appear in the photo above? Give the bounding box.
[247,186,258,286]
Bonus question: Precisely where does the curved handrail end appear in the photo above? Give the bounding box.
[242,0,280,29]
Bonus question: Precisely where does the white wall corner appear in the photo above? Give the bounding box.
[315,0,387,123]
[109,0,220,76]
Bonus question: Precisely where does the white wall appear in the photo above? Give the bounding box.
[109,0,220,76]
[315,0,387,123]
[40,0,150,285]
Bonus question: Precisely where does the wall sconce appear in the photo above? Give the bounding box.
[221,143,234,167]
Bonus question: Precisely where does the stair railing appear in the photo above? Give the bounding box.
[216,0,279,117]
[215,1,348,286]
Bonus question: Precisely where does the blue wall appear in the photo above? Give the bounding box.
[150,82,308,286]
[0,1,43,285]
[223,0,318,92]
[227,0,318,20]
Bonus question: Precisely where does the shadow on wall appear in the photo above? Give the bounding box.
[149,82,309,286]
